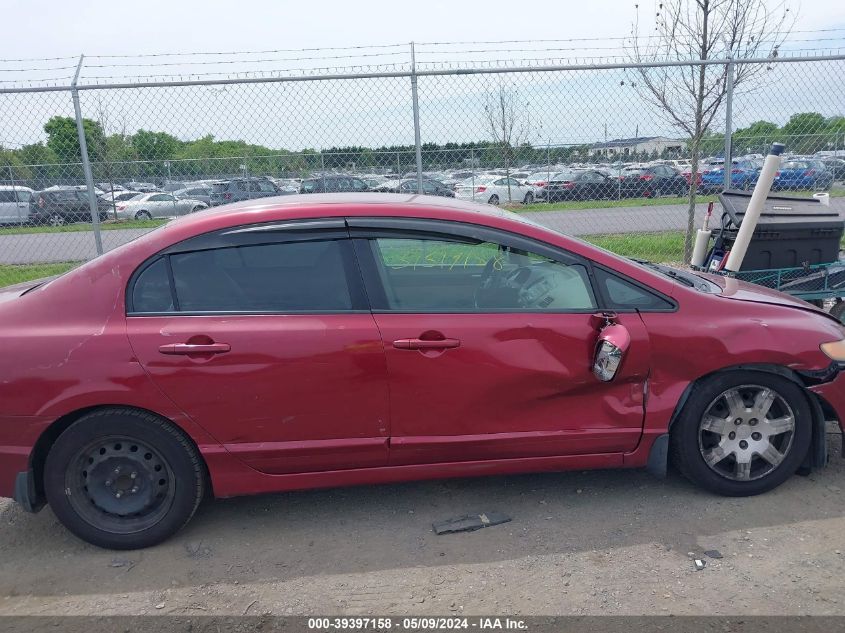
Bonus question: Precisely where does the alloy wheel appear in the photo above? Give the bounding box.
[697,384,795,482]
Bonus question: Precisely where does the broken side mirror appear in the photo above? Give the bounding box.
[593,322,631,382]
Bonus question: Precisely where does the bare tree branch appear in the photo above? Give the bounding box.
[628,0,793,262]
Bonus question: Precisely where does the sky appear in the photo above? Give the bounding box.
[1,0,843,60]
[1,0,844,154]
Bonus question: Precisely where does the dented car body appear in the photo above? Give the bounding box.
[0,193,844,547]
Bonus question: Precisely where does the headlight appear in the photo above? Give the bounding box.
[820,339,845,361]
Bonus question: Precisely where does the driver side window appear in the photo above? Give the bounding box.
[369,237,596,312]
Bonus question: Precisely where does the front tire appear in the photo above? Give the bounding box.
[670,371,811,496]
[44,408,205,549]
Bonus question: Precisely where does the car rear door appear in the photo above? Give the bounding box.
[349,218,653,466]
[125,220,390,474]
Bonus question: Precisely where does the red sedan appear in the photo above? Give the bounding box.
[1,193,844,549]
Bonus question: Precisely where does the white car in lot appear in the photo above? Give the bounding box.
[0,185,33,224]
[453,174,534,205]
[114,192,208,220]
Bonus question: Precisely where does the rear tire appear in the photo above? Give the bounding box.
[49,213,65,227]
[44,408,205,549]
[488,194,500,206]
[670,370,811,497]
[523,192,534,204]
[135,210,152,221]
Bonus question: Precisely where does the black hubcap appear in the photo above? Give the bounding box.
[67,436,176,534]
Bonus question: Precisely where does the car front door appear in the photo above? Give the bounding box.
[350,218,652,466]
[125,221,390,474]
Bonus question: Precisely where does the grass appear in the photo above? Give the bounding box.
[0,219,166,236]
[0,261,81,287]
[582,232,686,263]
[515,194,719,213]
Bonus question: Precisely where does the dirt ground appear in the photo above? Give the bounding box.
[0,434,843,617]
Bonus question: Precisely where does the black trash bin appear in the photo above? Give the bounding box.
[718,189,843,270]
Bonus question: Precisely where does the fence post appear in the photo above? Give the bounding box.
[8,164,22,225]
[71,54,103,256]
[410,42,424,194]
[722,57,735,190]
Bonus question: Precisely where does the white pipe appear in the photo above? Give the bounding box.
[813,192,830,206]
[724,143,784,273]
[691,229,712,267]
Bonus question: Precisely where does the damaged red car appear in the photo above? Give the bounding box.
[1,193,844,549]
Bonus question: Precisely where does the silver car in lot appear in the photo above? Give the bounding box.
[0,186,33,224]
[114,192,208,220]
[172,185,214,206]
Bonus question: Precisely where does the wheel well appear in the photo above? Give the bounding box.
[29,405,209,500]
[665,363,829,472]
[667,363,808,432]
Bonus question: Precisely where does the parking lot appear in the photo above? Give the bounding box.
[2,196,844,267]
[0,434,842,616]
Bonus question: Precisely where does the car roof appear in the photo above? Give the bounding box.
[148,193,538,240]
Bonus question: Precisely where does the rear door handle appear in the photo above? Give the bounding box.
[393,338,461,350]
[158,342,231,355]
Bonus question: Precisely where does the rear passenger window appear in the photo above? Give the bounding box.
[168,240,354,312]
[132,258,175,313]
[594,268,674,311]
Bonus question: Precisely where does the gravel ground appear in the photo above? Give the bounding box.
[0,435,842,617]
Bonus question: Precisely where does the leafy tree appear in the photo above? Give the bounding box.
[132,130,182,162]
[44,116,105,162]
[779,112,828,153]
[732,120,779,154]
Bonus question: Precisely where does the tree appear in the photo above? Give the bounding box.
[132,130,181,163]
[629,0,793,262]
[732,120,779,154]
[779,112,827,153]
[484,80,530,203]
[43,115,105,163]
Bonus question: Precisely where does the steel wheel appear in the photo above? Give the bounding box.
[66,435,176,535]
[44,408,205,549]
[697,384,795,482]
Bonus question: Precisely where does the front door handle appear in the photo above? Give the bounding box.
[158,342,231,355]
[393,338,461,350]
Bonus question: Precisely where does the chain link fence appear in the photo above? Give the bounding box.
[1,52,844,287]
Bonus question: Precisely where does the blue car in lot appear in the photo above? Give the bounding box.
[700,159,762,192]
[773,160,835,191]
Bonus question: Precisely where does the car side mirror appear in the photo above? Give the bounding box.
[593,322,630,382]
